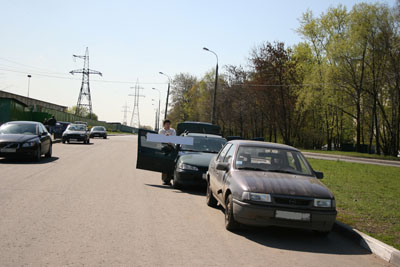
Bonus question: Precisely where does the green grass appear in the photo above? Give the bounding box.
[308,158,400,249]
[302,149,400,161]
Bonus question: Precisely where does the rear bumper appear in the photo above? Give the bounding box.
[232,199,337,232]
[174,169,207,186]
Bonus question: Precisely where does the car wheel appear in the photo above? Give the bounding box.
[45,144,52,158]
[225,194,239,231]
[103,136,107,139]
[34,147,41,162]
[62,140,65,144]
[206,181,218,208]
[171,178,181,189]
[67,140,70,144]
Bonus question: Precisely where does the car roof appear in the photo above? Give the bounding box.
[186,133,225,139]
[6,121,40,125]
[228,140,300,152]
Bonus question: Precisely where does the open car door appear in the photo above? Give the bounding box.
[136,129,177,173]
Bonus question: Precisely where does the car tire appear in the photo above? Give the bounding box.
[225,194,239,231]
[45,144,52,158]
[103,136,107,139]
[62,140,65,144]
[67,140,70,144]
[34,147,41,162]
[206,181,218,208]
[171,178,181,189]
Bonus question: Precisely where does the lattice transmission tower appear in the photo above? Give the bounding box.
[121,102,130,126]
[129,80,144,128]
[70,47,102,119]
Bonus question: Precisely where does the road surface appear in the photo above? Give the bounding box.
[0,136,390,266]
[302,152,400,168]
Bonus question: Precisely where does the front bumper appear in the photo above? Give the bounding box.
[0,146,38,158]
[174,169,207,186]
[232,199,337,232]
[63,135,87,142]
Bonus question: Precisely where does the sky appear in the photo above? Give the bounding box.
[0,0,396,128]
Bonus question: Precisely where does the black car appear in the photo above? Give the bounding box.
[136,129,226,189]
[90,126,107,139]
[62,124,90,144]
[206,140,337,234]
[0,121,52,161]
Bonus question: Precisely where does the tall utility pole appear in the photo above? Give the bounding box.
[128,80,145,128]
[152,87,161,131]
[203,47,218,124]
[159,72,171,120]
[121,102,130,126]
[70,47,102,119]
[27,74,32,98]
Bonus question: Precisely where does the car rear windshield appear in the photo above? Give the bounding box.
[181,137,226,153]
[0,123,37,135]
[68,125,86,131]
[92,127,105,131]
[235,146,313,176]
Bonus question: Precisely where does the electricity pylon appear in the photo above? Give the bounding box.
[121,102,130,126]
[70,47,102,119]
[128,80,144,128]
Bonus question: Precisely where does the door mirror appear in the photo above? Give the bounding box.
[216,162,230,171]
[314,171,324,179]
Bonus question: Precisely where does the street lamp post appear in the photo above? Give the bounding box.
[159,72,171,120]
[152,88,161,131]
[27,74,32,98]
[203,47,218,125]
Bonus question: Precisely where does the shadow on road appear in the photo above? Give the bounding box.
[0,156,59,164]
[144,183,206,196]
[62,142,94,145]
[231,225,371,255]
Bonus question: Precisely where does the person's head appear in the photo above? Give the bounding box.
[163,119,171,130]
[51,115,55,119]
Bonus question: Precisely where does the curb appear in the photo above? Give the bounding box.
[334,221,400,266]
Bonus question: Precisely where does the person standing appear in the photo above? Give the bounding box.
[158,119,176,136]
[158,119,176,185]
[47,115,57,135]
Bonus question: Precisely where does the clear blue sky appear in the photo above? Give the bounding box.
[0,0,395,127]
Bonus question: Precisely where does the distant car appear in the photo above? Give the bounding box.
[0,121,52,161]
[90,126,107,139]
[62,124,90,144]
[74,121,88,126]
[206,140,337,234]
[53,121,70,139]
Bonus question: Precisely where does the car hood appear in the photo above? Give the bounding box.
[64,130,86,135]
[0,134,38,143]
[179,152,216,168]
[233,171,334,199]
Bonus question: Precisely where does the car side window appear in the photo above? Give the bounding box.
[217,144,232,162]
[223,145,236,163]
[37,125,43,135]
[41,124,48,133]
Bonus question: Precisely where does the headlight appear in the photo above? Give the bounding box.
[22,142,36,147]
[242,192,272,202]
[178,162,199,171]
[313,199,332,208]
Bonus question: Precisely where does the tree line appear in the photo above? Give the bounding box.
[167,2,400,156]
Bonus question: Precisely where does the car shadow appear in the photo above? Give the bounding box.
[144,183,206,196]
[63,142,94,145]
[0,156,59,164]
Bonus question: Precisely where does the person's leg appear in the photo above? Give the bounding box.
[161,173,172,185]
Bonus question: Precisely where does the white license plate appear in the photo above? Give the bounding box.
[275,210,310,221]
[202,173,207,180]
[1,148,16,153]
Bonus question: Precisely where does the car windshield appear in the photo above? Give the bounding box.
[235,146,313,176]
[181,136,226,153]
[92,127,105,131]
[0,123,37,135]
[67,125,86,131]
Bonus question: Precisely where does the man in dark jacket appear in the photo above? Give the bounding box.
[47,116,57,134]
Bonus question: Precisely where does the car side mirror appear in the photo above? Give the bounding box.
[216,162,230,171]
[314,171,324,179]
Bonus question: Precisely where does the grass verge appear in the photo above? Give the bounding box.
[308,158,400,250]
[303,149,400,161]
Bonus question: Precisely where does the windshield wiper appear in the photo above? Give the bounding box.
[268,169,298,175]
[237,167,266,171]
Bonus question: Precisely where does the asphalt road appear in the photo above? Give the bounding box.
[302,152,400,168]
[0,136,390,266]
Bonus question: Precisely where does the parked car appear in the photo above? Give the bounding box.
[74,121,88,126]
[62,124,90,144]
[206,140,337,234]
[53,121,70,139]
[0,121,52,161]
[90,126,107,139]
[136,123,226,189]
